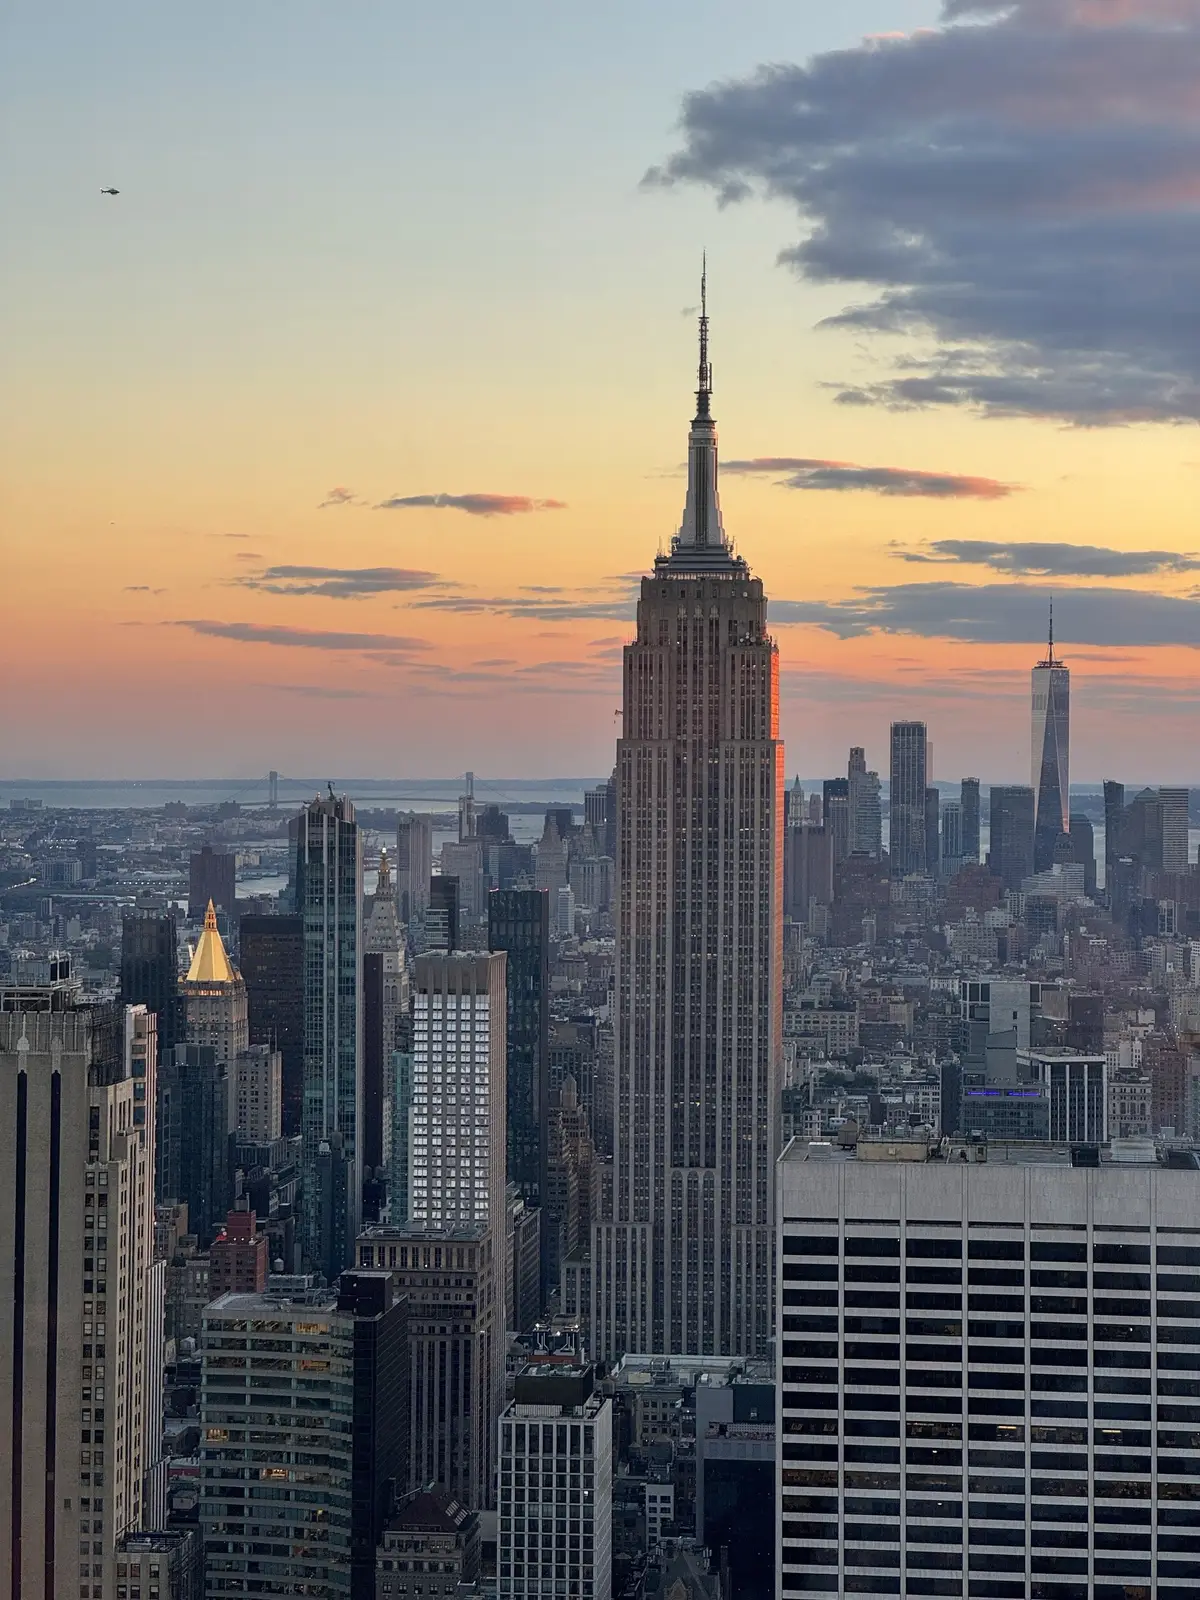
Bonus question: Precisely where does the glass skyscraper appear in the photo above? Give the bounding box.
[488,888,550,1206]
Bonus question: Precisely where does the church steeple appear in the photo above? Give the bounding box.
[674,258,729,557]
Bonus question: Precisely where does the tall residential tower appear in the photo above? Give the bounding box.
[591,275,784,1359]
[1032,606,1070,872]
[297,791,364,1279]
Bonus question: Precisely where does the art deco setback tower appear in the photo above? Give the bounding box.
[591,276,784,1360]
[1032,605,1070,872]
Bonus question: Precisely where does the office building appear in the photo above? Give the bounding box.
[200,1274,406,1600]
[823,778,851,865]
[776,1138,1200,1599]
[534,813,569,896]
[233,1043,281,1141]
[1032,611,1070,872]
[1020,1046,1108,1142]
[585,779,616,860]
[410,951,507,1236]
[297,792,364,1280]
[426,875,459,952]
[1160,785,1190,873]
[239,913,304,1137]
[364,851,409,1178]
[785,821,833,925]
[395,813,433,924]
[357,1224,503,1509]
[1068,812,1097,897]
[889,722,928,876]
[988,784,1036,891]
[497,1364,613,1600]
[120,896,184,1060]
[188,844,236,921]
[376,1491,480,1600]
[490,889,550,1204]
[114,1530,203,1600]
[201,1292,353,1596]
[849,748,883,859]
[508,1187,543,1332]
[388,1016,414,1226]
[924,785,940,878]
[208,1206,268,1297]
[593,284,784,1360]
[182,901,248,1071]
[0,988,161,1599]
[338,1271,410,1600]
[959,1081,1051,1141]
[442,837,487,921]
[545,1073,601,1301]
[695,1366,775,1600]
[960,776,981,863]
[157,1043,231,1246]
[941,799,963,872]
[1103,777,1126,886]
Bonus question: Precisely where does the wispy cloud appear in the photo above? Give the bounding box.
[723,457,1015,499]
[772,581,1200,647]
[375,492,566,517]
[896,539,1200,577]
[649,0,1200,424]
[235,565,445,599]
[318,486,363,509]
[171,620,429,654]
[258,682,382,700]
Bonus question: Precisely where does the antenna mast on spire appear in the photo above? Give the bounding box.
[1038,596,1063,668]
[696,253,712,419]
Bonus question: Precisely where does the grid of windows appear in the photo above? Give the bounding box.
[497,1406,612,1600]
[778,1161,1200,1598]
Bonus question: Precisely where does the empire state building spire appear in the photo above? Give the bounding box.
[675,258,728,556]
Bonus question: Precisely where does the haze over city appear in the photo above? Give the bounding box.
[6,0,1200,780]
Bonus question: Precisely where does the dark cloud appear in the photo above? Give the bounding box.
[172,620,429,653]
[723,457,1015,498]
[236,565,444,599]
[772,580,1200,646]
[407,578,638,622]
[412,593,636,621]
[898,539,1200,575]
[649,0,1200,424]
[375,492,566,517]
[318,486,362,509]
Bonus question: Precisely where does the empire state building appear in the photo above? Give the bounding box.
[591,280,784,1358]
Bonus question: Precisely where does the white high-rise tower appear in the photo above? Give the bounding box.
[590,271,784,1359]
[1032,603,1070,872]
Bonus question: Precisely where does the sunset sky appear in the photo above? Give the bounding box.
[4,0,1200,783]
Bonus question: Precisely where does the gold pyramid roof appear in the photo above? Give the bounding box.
[186,900,236,985]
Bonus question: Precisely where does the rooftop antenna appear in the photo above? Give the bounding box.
[696,252,712,420]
